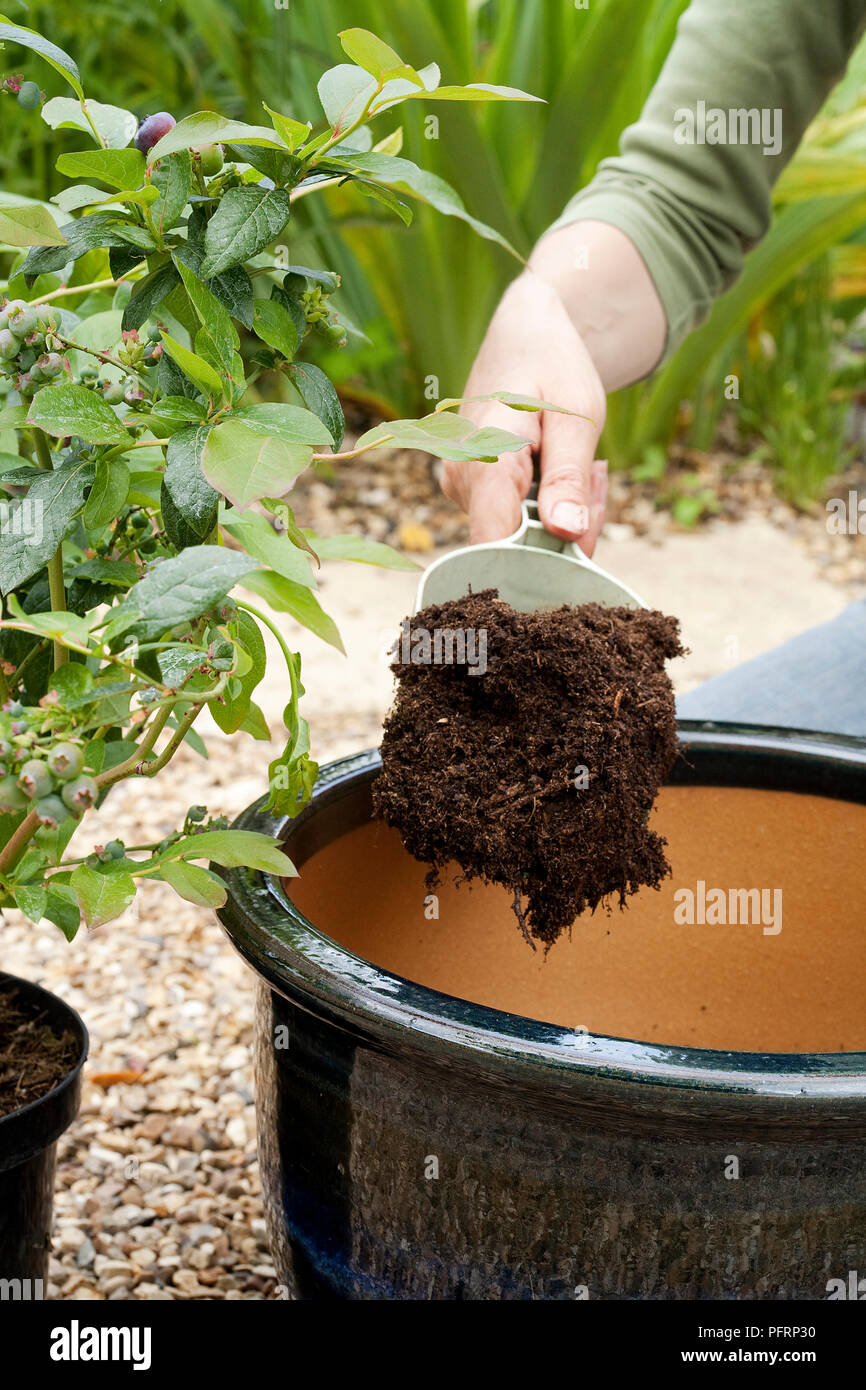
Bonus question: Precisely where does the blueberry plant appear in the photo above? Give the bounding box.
[0,20,548,936]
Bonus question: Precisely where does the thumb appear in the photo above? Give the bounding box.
[536,408,602,542]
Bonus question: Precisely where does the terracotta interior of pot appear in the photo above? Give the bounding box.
[287,784,866,1053]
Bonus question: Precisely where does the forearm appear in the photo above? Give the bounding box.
[528,220,667,391]
[549,0,866,362]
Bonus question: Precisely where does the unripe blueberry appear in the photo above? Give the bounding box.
[61,774,98,815]
[0,774,27,812]
[134,112,176,155]
[199,143,224,176]
[6,700,24,718]
[17,758,53,800]
[17,81,41,111]
[102,380,126,404]
[36,793,69,829]
[7,303,37,339]
[0,329,17,360]
[106,839,126,859]
[46,742,84,780]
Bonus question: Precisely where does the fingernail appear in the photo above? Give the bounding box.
[551,501,590,534]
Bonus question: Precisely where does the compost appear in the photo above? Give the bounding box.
[373,590,685,946]
[0,988,80,1118]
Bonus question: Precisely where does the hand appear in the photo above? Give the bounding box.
[441,270,608,553]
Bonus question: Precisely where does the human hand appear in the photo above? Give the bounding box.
[441,270,608,554]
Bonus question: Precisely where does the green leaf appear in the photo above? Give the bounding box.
[157,644,208,687]
[252,298,298,360]
[70,558,138,588]
[143,396,207,437]
[41,97,137,148]
[84,457,130,529]
[19,215,137,283]
[437,392,585,417]
[148,112,290,162]
[175,260,240,379]
[373,82,544,112]
[262,498,319,565]
[241,569,344,652]
[4,593,94,646]
[160,859,227,908]
[13,883,47,923]
[44,882,81,940]
[70,864,136,928]
[0,203,66,248]
[338,29,404,79]
[221,508,316,588]
[163,425,218,541]
[353,179,413,226]
[56,148,145,191]
[0,20,83,97]
[162,828,296,876]
[202,420,312,510]
[124,546,258,639]
[53,184,158,213]
[323,151,519,258]
[318,64,377,130]
[159,331,225,401]
[227,402,333,448]
[151,150,193,236]
[308,533,418,571]
[356,410,529,462]
[287,362,345,449]
[210,609,266,735]
[263,105,311,153]
[27,382,131,445]
[0,458,95,594]
[121,261,180,332]
[240,701,271,741]
[46,662,94,705]
[201,186,292,279]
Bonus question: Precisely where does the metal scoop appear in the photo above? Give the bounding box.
[416,478,647,613]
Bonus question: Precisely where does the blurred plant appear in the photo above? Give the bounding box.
[735,258,854,506]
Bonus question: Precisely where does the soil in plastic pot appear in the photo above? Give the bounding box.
[0,975,87,1285]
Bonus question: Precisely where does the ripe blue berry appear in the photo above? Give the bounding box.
[134,112,176,155]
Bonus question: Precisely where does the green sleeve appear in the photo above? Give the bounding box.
[550,0,866,360]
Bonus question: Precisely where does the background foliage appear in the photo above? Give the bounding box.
[3,0,866,498]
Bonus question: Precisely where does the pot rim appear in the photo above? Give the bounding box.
[0,972,88,1169]
[216,721,866,1107]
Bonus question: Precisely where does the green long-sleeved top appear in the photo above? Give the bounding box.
[551,0,866,360]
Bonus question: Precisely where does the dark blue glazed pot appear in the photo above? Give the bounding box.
[216,722,866,1301]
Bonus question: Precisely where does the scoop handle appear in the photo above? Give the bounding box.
[521,455,569,554]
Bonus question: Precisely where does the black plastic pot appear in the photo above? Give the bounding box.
[0,973,87,1290]
[217,722,866,1300]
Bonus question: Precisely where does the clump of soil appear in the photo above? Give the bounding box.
[0,988,80,1118]
[373,591,685,946]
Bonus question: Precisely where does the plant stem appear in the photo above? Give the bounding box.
[0,810,40,877]
[235,599,299,714]
[80,99,107,149]
[31,279,121,305]
[32,428,68,670]
[55,334,150,385]
[138,703,204,776]
[96,704,173,789]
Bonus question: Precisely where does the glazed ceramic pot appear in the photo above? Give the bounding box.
[216,722,866,1300]
[0,974,87,1289]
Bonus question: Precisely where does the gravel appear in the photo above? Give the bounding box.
[1,431,862,1300]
